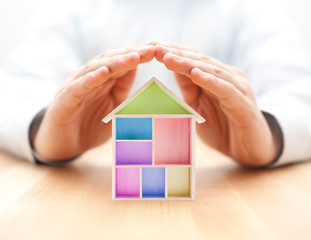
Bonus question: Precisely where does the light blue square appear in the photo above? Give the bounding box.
[142,168,165,198]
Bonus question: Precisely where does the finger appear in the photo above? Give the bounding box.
[96,42,152,58]
[163,52,230,80]
[174,73,200,107]
[155,44,167,62]
[62,53,140,108]
[95,44,155,63]
[156,44,226,71]
[190,68,249,113]
[105,52,140,76]
[138,45,156,63]
[155,45,201,106]
[162,52,247,94]
[159,46,252,96]
[80,52,140,78]
[112,69,137,105]
[156,41,200,53]
[60,66,109,108]
[72,45,153,81]
[191,68,258,128]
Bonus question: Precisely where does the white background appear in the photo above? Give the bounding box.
[0,0,310,65]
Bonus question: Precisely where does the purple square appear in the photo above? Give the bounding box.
[116,142,152,165]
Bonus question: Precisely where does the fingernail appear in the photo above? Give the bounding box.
[96,66,109,73]
[194,68,204,76]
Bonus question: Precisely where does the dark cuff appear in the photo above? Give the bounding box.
[28,106,78,166]
[259,111,284,168]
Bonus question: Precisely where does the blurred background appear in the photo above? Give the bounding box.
[0,0,311,65]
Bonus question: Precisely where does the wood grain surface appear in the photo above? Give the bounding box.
[0,138,311,240]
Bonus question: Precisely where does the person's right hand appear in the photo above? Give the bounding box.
[33,43,155,161]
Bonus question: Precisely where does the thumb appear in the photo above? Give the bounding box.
[174,73,200,108]
[112,68,137,106]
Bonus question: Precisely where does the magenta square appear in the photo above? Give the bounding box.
[116,142,152,165]
[115,168,140,198]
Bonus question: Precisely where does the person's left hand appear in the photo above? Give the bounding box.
[155,43,282,167]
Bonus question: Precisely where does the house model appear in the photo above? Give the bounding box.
[103,77,205,200]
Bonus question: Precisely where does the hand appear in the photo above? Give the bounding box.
[34,43,155,161]
[155,43,282,167]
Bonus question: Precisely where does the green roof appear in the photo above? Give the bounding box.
[116,81,192,115]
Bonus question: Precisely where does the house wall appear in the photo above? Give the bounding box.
[112,115,194,200]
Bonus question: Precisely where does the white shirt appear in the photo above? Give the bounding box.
[1,0,311,166]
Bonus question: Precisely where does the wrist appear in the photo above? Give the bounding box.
[29,106,78,165]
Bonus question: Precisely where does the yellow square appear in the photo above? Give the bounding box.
[167,167,191,198]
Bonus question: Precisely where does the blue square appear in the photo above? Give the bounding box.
[116,118,152,140]
[142,168,165,198]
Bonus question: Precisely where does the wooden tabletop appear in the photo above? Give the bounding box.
[0,138,311,240]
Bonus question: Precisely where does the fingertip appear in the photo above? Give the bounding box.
[190,67,202,79]
[88,66,109,83]
[190,68,208,86]
[123,52,141,65]
[155,44,166,62]
[95,66,110,76]
[128,51,141,59]
[190,68,218,91]
[138,45,155,63]
[163,52,180,61]
[85,66,109,86]
[162,52,179,70]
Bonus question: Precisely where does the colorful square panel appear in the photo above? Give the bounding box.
[142,168,165,198]
[155,118,191,165]
[167,167,191,198]
[116,141,152,165]
[115,168,140,198]
[116,118,152,140]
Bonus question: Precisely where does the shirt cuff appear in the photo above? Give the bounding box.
[258,111,284,168]
[258,94,311,166]
[28,106,79,166]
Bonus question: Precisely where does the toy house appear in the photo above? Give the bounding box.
[103,77,205,200]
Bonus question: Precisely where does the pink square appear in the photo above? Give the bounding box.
[155,118,191,165]
[115,168,140,198]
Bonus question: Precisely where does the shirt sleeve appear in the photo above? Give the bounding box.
[0,0,84,162]
[228,0,311,166]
